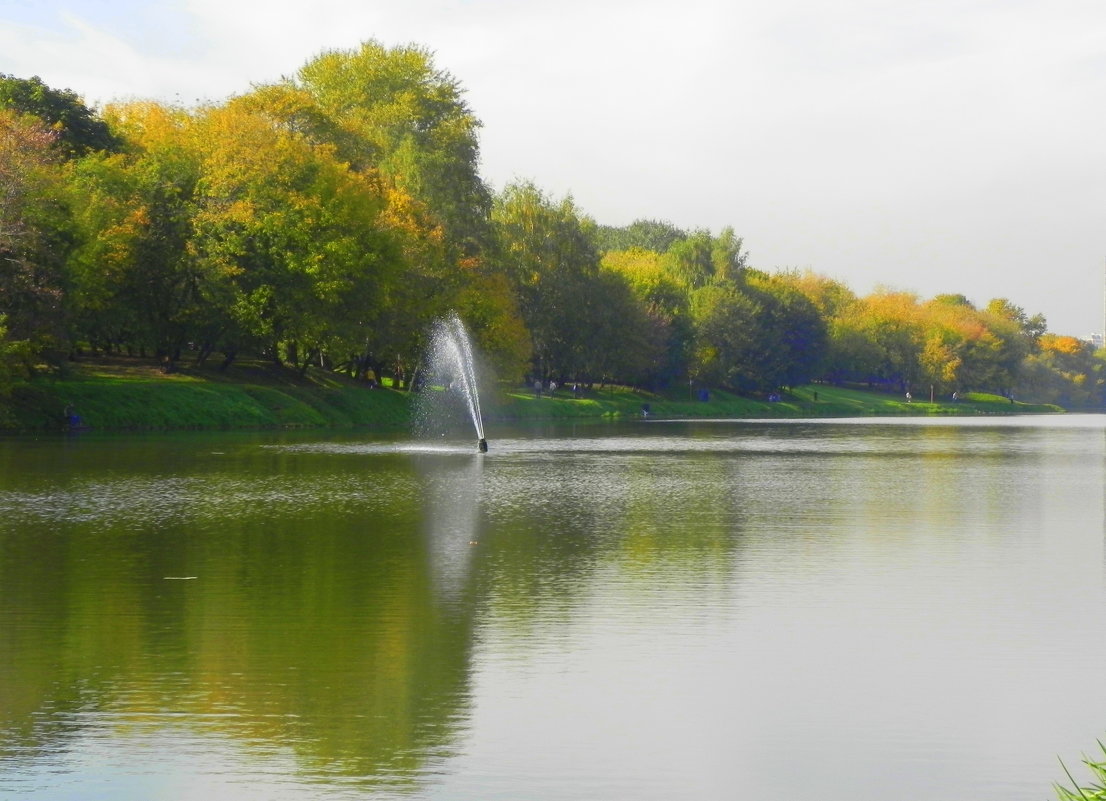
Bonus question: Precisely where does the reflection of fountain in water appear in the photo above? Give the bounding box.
[415,313,487,451]
[416,454,484,608]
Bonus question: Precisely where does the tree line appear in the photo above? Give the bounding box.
[1,41,1103,407]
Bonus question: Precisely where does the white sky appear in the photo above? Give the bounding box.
[3,0,1105,335]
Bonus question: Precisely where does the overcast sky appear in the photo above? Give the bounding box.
[3,0,1105,335]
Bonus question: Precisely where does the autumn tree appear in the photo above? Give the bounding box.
[450,268,532,381]
[986,298,1047,344]
[775,270,858,321]
[772,270,860,384]
[186,101,403,374]
[0,109,74,357]
[241,42,524,381]
[68,102,203,363]
[1019,335,1104,408]
[829,291,924,391]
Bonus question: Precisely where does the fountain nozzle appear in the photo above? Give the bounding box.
[478,438,488,453]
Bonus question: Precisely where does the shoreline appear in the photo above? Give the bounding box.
[1,357,1066,435]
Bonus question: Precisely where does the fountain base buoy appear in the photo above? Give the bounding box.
[478,438,488,453]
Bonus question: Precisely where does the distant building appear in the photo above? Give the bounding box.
[1083,332,1104,349]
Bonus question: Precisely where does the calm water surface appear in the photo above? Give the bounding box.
[1,416,1104,800]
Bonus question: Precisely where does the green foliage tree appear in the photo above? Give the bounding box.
[187,101,403,374]
[663,229,715,290]
[0,74,119,157]
[689,280,764,390]
[491,181,601,380]
[601,247,692,385]
[710,227,748,283]
[744,270,828,388]
[660,227,749,291]
[242,41,520,382]
[580,268,662,385]
[595,218,686,253]
[292,41,492,258]
[986,297,1047,343]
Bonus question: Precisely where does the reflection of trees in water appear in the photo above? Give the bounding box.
[0,499,477,792]
[0,440,761,793]
[475,452,745,632]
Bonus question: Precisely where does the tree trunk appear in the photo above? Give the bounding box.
[298,348,318,378]
[195,341,215,367]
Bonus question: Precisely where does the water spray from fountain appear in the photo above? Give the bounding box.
[421,313,487,452]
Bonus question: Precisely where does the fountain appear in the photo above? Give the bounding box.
[418,313,488,452]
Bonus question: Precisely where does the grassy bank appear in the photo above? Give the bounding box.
[1,356,1063,433]
[492,382,1061,421]
[4,357,411,432]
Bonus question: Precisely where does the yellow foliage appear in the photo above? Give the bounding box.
[774,269,858,319]
[103,101,189,152]
[1040,334,1086,356]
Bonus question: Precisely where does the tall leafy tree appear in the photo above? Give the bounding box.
[595,218,686,253]
[292,41,492,258]
[491,181,601,379]
[69,102,203,363]
[689,280,763,390]
[244,42,510,381]
[602,247,692,385]
[663,229,715,290]
[916,295,1029,394]
[710,227,748,283]
[0,74,119,157]
[744,270,828,388]
[832,291,925,391]
[0,109,74,354]
[451,268,532,381]
[187,101,403,374]
[986,298,1047,344]
[1019,335,1104,408]
[583,268,663,385]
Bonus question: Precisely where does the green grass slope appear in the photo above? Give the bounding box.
[4,357,410,432]
[1,357,1063,433]
[492,382,1061,422]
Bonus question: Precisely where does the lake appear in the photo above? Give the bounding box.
[1,415,1104,800]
